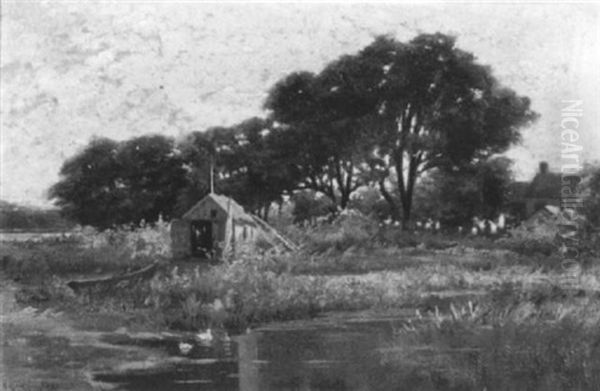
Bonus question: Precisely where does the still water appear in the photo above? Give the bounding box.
[238,319,396,391]
[94,313,600,391]
[94,316,403,391]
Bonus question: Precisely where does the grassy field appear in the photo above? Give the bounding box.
[2,217,598,338]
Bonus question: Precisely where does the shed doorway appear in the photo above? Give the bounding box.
[191,220,213,257]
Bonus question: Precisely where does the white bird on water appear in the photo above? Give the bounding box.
[178,341,193,355]
[196,328,213,344]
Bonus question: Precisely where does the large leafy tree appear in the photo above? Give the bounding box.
[361,34,537,226]
[291,190,335,226]
[477,157,513,219]
[50,135,186,228]
[265,59,379,209]
[222,118,296,220]
[267,33,536,226]
[115,135,187,224]
[49,138,123,228]
[413,157,514,226]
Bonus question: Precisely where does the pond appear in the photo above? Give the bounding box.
[92,314,403,391]
[92,311,600,391]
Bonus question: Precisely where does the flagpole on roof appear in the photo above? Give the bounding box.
[209,154,214,194]
[228,196,234,255]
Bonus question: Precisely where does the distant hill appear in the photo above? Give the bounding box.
[0,200,74,231]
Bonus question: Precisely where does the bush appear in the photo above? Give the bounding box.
[374,228,420,248]
[295,211,378,253]
[496,237,556,256]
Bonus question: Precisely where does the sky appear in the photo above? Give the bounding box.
[1,1,599,207]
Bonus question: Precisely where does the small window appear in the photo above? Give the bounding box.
[210,209,217,219]
[243,226,247,240]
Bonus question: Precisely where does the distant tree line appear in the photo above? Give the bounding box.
[50,33,539,229]
[0,200,73,231]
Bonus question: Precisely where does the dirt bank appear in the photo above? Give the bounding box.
[0,274,164,391]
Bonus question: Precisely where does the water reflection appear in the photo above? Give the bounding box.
[93,332,239,390]
[238,317,600,391]
[238,320,397,391]
[94,316,600,390]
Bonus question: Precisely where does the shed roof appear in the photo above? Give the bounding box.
[508,172,561,202]
[183,193,255,224]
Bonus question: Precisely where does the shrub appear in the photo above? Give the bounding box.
[374,228,420,248]
[497,237,556,256]
[296,212,378,253]
[78,218,171,258]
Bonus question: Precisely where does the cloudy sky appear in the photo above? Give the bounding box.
[1,1,599,207]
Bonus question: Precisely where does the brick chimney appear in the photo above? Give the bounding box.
[539,161,549,174]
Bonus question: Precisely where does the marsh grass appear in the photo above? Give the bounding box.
[0,224,169,326]
[4,219,599,339]
[0,222,169,282]
[284,215,581,278]
[1,241,150,282]
[380,284,600,391]
[145,250,600,332]
[377,320,600,391]
[283,246,515,275]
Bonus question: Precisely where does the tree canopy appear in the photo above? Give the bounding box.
[176,118,296,219]
[50,138,122,228]
[50,32,538,229]
[413,157,514,226]
[356,34,535,225]
[265,33,537,225]
[50,135,186,228]
[265,67,376,209]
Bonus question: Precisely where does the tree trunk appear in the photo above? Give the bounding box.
[400,194,412,229]
[400,156,419,229]
[378,180,400,221]
[340,189,350,209]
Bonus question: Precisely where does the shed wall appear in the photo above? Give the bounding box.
[184,197,229,243]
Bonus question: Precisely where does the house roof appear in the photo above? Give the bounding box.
[183,193,255,224]
[508,171,562,202]
[527,172,561,199]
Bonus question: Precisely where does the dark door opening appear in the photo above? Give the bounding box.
[191,220,213,257]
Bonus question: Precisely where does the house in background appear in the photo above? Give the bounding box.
[171,193,297,259]
[507,161,561,220]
